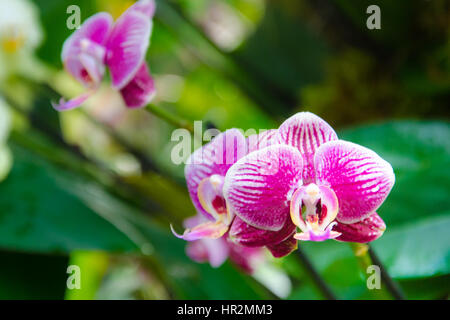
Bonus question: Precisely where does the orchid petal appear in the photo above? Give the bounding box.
[247,129,280,153]
[186,237,229,267]
[334,212,386,243]
[106,7,152,89]
[278,112,338,183]
[129,0,156,18]
[204,238,230,267]
[185,240,209,262]
[51,89,95,111]
[185,129,246,220]
[183,214,206,229]
[170,220,228,241]
[229,216,296,247]
[120,62,156,108]
[266,236,298,258]
[62,12,112,87]
[315,140,395,224]
[224,145,303,231]
[227,241,262,273]
[62,13,112,60]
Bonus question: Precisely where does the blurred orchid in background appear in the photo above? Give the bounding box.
[184,213,296,298]
[183,213,293,298]
[225,112,395,244]
[183,214,263,274]
[0,0,45,83]
[53,0,156,111]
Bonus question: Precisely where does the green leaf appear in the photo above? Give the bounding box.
[0,141,267,299]
[334,0,415,47]
[236,1,329,95]
[70,180,269,299]
[0,144,139,254]
[80,189,268,299]
[299,241,390,300]
[340,121,450,280]
[340,121,450,227]
[295,121,450,299]
[0,250,68,299]
[64,251,110,300]
[373,214,450,279]
[398,275,450,300]
[339,121,450,174]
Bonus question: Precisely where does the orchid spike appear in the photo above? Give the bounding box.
[53,0,156,111]
[224,112,395,244]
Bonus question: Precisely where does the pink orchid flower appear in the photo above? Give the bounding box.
[52,0,156,111]
[183,215,263,273]
[171,128,298,258]
[171,129,247,241]
[224,112,394,243]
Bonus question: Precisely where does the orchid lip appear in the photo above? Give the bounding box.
[290,183,340,242]
[51,89,96,111]
[294,222,341,242]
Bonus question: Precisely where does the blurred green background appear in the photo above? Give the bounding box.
[0,0,448,299]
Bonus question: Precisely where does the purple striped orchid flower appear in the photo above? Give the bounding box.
[224,112,394,244]
[52,0,156,111]
[184,215,263,273]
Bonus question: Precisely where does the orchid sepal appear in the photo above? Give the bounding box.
[51,89,96,111]
[228,216,296,247]
[170,219,229,241]
[266,236,298,258]
[334,212,386,243]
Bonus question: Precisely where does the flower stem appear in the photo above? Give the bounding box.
[145,103,193,133]
[26,78,182,174]
[367,245,405,300]
[21,75,195,135]
[350,243,405,300]
[295,248,337,300]
[2,91,183,223]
